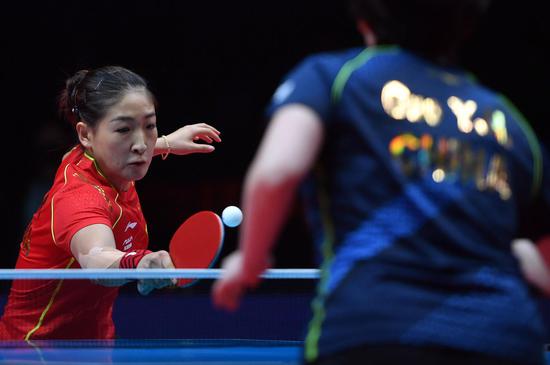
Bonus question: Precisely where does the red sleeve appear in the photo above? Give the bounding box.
[537,235,550,268]
[52,185,113,254]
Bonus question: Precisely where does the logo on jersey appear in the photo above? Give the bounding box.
[381,80,511,148]
[123,236,134,251]
[382,79,512,200]
[125,221,137,232]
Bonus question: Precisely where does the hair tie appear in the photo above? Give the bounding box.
[70,72,88,114]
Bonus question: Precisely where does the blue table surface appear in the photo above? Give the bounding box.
[2,339,550,365]
[0,339,303,364]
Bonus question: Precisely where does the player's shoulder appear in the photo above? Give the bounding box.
[278,47,367,90]
[54,169,114,210]
[299,47,366,71]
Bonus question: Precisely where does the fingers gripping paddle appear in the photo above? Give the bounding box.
[169,211,224,287]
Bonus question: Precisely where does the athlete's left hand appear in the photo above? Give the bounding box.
[164,123,221,155]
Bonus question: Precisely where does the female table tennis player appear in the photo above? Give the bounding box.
[0,66,221,340]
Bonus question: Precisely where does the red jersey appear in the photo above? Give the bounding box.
[0,146,149,340]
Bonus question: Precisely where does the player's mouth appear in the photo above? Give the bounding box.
[128,160,147,166]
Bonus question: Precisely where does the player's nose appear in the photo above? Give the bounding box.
[131,131,148,154]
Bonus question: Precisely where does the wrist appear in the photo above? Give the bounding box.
[160,135,171,160]
[242,261,269,287]
[119,249,153,269]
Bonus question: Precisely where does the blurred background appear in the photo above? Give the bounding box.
[1,0,548,269]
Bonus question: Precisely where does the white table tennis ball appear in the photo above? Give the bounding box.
[222,206,243,227]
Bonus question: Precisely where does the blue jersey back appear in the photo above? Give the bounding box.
[267,46,549,364]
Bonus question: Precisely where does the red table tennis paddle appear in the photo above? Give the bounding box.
[169,211,224,287]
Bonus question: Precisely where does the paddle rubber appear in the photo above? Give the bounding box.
[169,211,224,287]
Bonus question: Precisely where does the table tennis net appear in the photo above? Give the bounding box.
[0,269,318,342]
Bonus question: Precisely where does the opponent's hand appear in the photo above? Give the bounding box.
[211,251,248,311]
[136,250,177,296]
[211,251,266,311]
[163,123,221,156]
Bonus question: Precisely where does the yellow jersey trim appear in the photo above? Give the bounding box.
[24,258,76,341]
[50,163,71,245]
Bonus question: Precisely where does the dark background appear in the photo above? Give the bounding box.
[1,0,548,269]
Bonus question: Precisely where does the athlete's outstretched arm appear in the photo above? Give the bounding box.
[154,122,221,157]
[70,224,175,293]
[71,224,125,269]
[212,104,324,311]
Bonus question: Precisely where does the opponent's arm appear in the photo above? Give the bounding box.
[212,104,324,311]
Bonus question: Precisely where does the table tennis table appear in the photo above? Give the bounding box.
[0,339,303,364]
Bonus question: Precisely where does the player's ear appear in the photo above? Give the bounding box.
[76,121,93,148]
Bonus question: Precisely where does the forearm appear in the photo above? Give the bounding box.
[238,105,324,282]
[79,248,136,288]
[211,106,322,311]
[76,247,125,269]
[153,124,220,157]
[239,169,302,283]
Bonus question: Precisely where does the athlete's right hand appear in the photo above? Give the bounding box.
[136,250,177,295]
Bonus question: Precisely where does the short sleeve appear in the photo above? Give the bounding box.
[265,55,337,123]
[52,185,113,254]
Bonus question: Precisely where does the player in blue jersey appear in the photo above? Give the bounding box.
[212,0,550,364]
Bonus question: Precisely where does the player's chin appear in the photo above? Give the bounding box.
[126,162,151,180]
